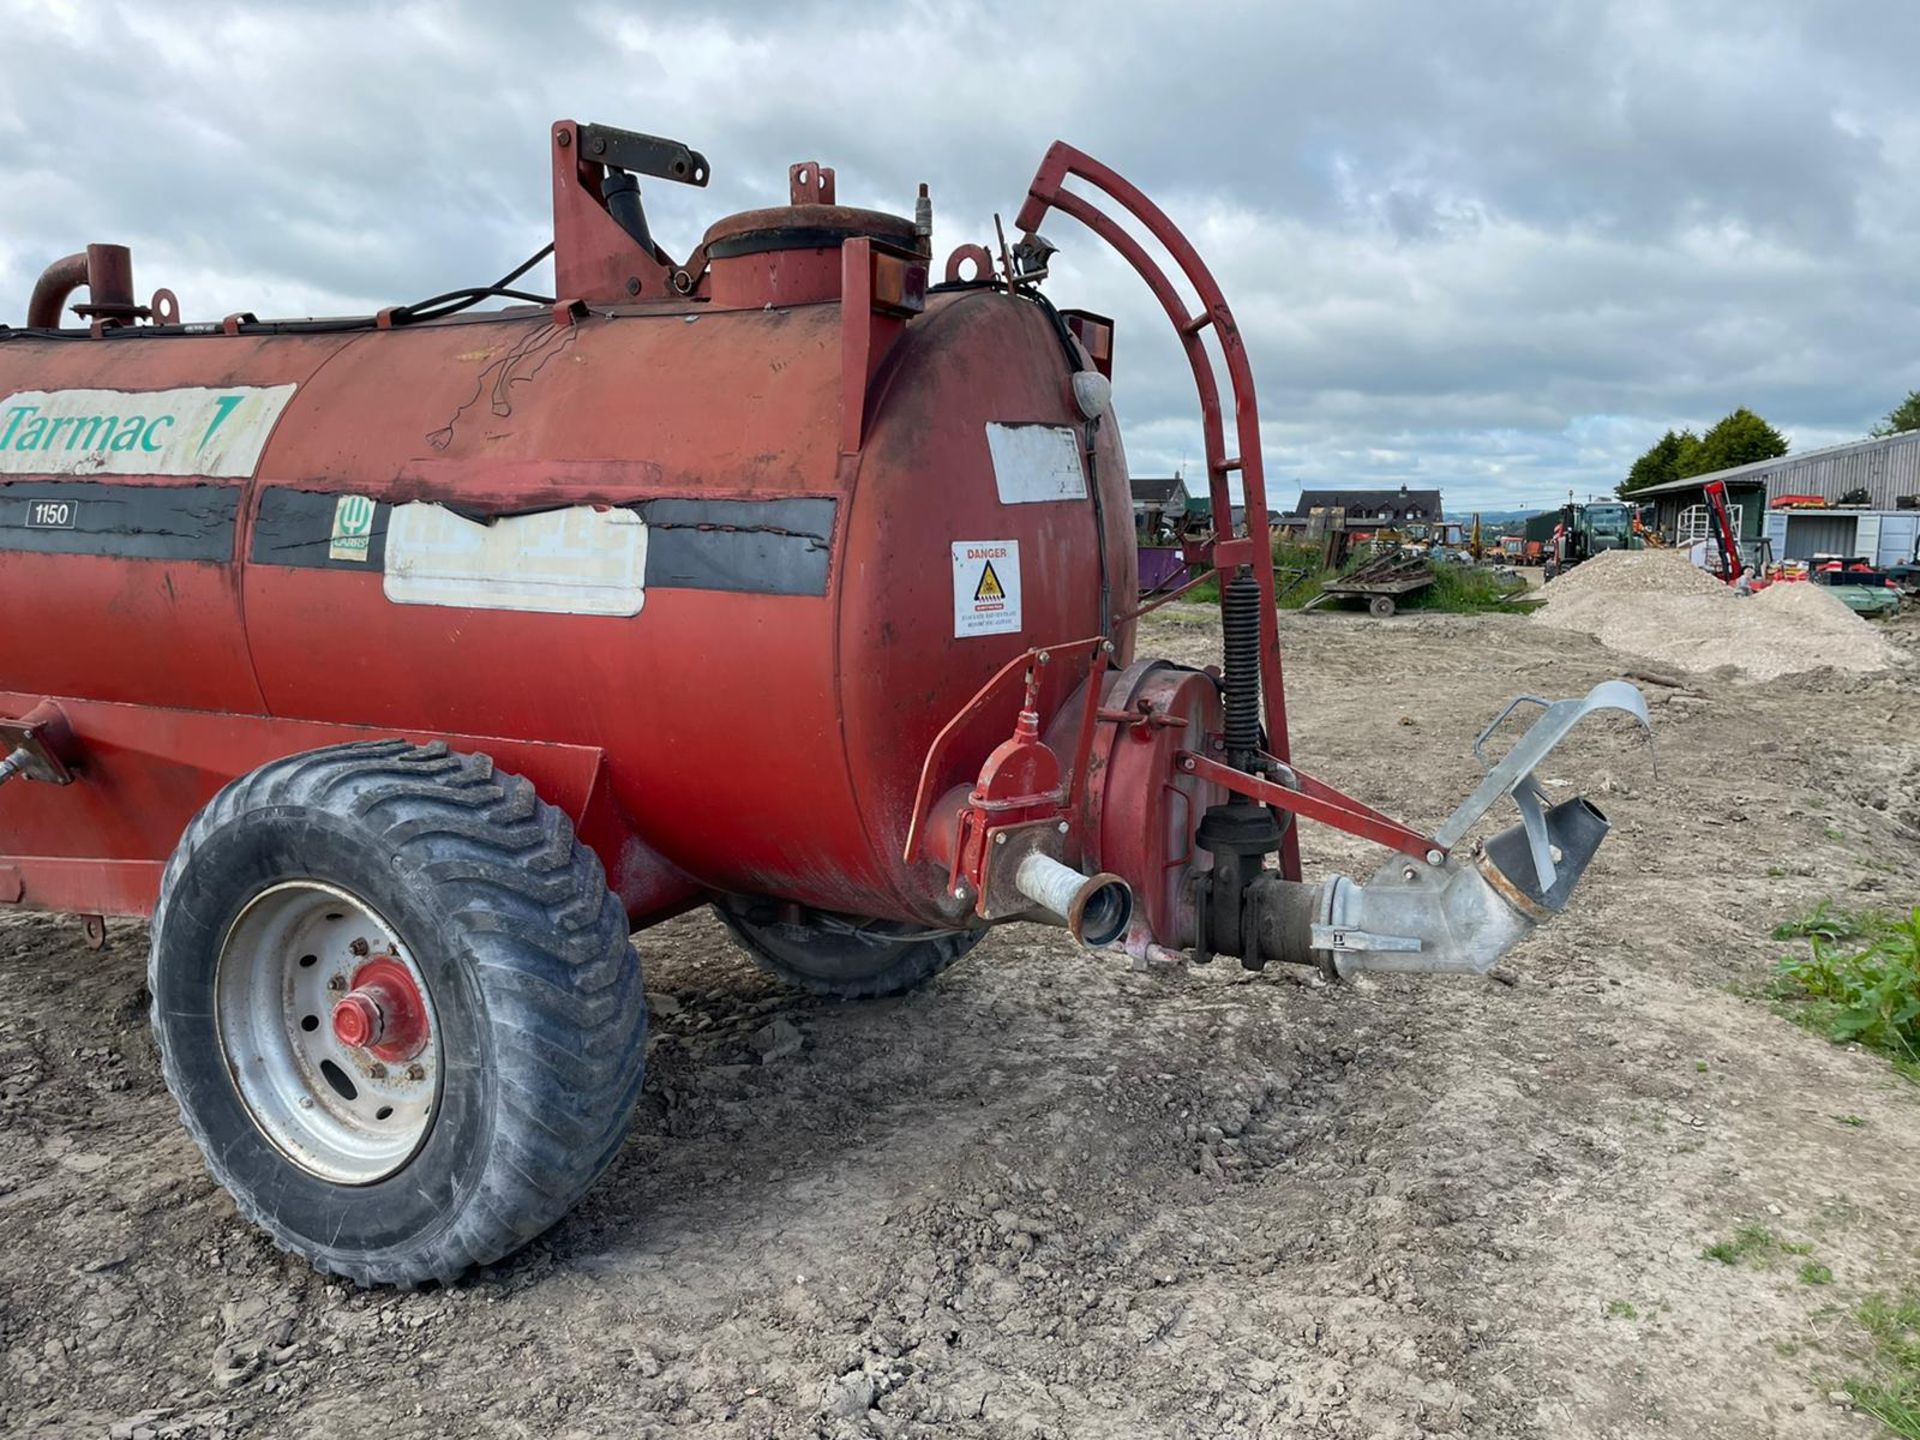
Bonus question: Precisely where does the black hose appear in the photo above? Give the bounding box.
[388,283,557,325]
[492,241,555,292]
[4,241,561,339]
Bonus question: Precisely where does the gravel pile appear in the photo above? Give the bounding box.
[1534,548,1901,680]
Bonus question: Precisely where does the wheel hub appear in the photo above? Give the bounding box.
[331,956,429,1060]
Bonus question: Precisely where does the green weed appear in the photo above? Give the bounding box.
[1704,1225,1779,1265]
[1775,902,1872,944]
[1801,1262,1835,1286]
[1771,905,1920,1072]
[1605,1299,1638,1319]
[1843,1292,1920,1438]
[1703,1225,1813,1268]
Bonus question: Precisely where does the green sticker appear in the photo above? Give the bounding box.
[329,494,375,562]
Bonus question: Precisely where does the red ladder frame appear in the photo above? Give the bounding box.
[1016,143,1303,879]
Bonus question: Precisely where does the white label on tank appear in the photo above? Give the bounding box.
[384,502,648,616]
[953,539,1022,637]
[986,422,1087,504]
[0,385,296,478]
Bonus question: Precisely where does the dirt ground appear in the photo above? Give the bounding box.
[3,601,1918,1440]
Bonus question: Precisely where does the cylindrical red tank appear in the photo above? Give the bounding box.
[0,197,1139,929]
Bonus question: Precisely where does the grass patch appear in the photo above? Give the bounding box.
[1704,1225,1778,1265]
[1703,1224,1811,1267]
[1396,560,1530,614]
[1178,540,1334,609]
[1802,1262,1835,1286]
[1844,1292,1920,1437]
[1174,540,1527,616]
[1771,904,1920,1075]
[1605,1299,1638,1319]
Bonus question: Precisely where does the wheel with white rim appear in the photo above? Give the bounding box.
[150,739,647,1286]
[216,881,440,1185]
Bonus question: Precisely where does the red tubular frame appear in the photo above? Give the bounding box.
[1176,752,1441,861]
[1016,144,1302,880]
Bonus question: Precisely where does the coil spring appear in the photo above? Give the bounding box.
[1222,569,1262,761]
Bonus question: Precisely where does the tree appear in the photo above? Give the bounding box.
[1618,428,1700,497]
[1677,407,1788,478]
[1870,390,1920,438]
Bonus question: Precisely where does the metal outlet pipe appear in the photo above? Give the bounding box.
[1247,795,1612,977]
[1014,852,1134,947]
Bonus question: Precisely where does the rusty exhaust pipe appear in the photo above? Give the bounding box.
[26,244,138,329]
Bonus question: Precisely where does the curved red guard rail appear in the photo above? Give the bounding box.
[1015,143,1301,880]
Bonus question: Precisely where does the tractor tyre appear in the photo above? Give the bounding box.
[1369,594,1396,618]
[715,897,984,1000]
[148,739,647,1287]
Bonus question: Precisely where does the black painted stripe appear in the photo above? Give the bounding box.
[252,487,390,570]
[249,490,834,596]
[636,496,834,597]
[0,480,237,561]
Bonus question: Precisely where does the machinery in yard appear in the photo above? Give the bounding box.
[0,122,1646,1285]
[1700,479,1746,585]
[1544,498,1639,577]
[1302,548,1436,617]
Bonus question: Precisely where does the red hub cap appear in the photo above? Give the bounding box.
[329,956,430,1062]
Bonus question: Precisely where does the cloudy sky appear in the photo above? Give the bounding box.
[4,0,1918,511]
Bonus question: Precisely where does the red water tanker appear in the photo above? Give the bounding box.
[0,122,1646,1284]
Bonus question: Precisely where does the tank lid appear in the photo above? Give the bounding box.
[702,203,918,260]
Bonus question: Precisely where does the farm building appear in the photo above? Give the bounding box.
[1131,476,1190,539]
[1633,429,1920,566]
[1287,485,1443,524]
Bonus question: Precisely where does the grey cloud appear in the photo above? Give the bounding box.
[3,0,1918,510]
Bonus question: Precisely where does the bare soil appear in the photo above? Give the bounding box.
[4,605,1918,1440]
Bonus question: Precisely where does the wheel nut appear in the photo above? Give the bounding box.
[331,991,385,1049]
[406,1063,426,1082]
[348,937,371,957]
[367,1062,388,1080]
[326,974,347,992]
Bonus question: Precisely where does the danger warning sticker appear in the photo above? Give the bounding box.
[952,539,1022,637]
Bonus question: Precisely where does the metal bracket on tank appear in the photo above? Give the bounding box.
[0,701,75,788]
[1431,680,1651,893]
[574,125,710,187]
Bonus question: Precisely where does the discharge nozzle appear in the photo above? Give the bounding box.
[1015,852,1134,948]
[1479,795,1611,916]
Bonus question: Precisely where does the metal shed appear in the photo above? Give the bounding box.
[1766,508,1920,566]
[1657,429,1920,511]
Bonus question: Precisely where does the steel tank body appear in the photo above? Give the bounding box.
[0,281,1134,925]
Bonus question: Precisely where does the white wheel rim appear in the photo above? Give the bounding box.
[214,880,441,1184]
